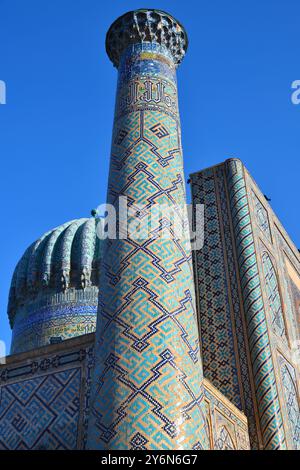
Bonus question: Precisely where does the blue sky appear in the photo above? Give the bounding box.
[0,0,299,352]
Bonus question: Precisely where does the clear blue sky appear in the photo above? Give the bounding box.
[0,0,299,353]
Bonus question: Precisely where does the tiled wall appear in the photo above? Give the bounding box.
[203,379,250,450]
[190,161,261,448]
[0,334,94,449]
[0,332,251,450]
[245,167,300,450]
[190,159,300,450]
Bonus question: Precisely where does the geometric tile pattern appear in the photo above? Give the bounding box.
[0,333,250,450]
[249,177,300,450]
[225,159,286,449]
[190,168,242,407]
[203,379,250,450]
[275,229,300,341]
[252,192,272,242]
[0,339,95,450]
[87,36,208,449]
[279,357,300,449]
[3,10,299,453]
[190,164,261,448]
[214,165,261,448]
[0,369,81,449]
[214,426,235,450]
[261,251,287,341]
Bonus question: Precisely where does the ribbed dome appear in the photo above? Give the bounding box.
[8,218,101,354]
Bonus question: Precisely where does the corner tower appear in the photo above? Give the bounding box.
[87,10,208,449]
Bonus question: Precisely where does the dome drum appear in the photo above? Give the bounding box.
[7,218,101,354]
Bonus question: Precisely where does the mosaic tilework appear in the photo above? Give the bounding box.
[261,251,287,341]
[215,427,235,450]
[269,228,300,449]
[252,192,272,242]
[8,219,100,354]
[0,331,250,450]
[286,266,300,332]
[275,227,300,340]
[203,379,250,450]
[0,337,95,449]
[0,369,81,449]
[225,159,286,449]
[88,11,208,450]
[214,165,261,448]
[11,292,97,355]
[283,267,300,338]
[278,355,300,449]
[190,168,241,407]
[247,172,300,450]
[115,45,178,122]
[190,165,261,449]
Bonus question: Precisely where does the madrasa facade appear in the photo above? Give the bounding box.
[1,9,299,451]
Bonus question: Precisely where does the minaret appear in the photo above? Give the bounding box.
[87,9,208,450]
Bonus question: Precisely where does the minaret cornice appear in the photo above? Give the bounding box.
[105,9,188,68]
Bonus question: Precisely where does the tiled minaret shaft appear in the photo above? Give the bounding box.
[87,10,208,450]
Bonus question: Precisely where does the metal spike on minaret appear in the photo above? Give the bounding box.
[87,9,209,450]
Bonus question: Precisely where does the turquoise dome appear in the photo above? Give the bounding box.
[8,218,101,354]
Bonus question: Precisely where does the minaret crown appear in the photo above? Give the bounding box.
[106,9,188,68]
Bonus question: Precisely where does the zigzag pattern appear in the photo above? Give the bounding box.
[87,44,208,450]
[225,159,286,450]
